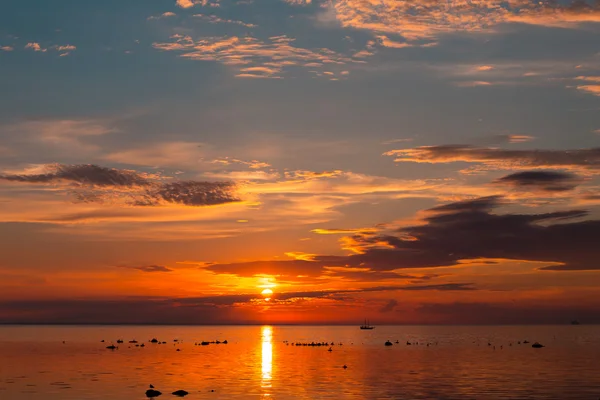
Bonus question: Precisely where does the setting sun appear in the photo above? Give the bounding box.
[261,288,273,296]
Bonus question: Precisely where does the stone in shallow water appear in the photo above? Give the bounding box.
[146,389,162,398]
[172,389,189,397]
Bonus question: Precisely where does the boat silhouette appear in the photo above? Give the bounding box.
[360,319,374,330]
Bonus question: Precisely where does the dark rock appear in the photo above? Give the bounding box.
[146,389,162,398]
[532,342,545,348]
[385,340,393,346]
[172,390,189,397]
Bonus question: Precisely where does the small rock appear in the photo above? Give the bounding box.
[172,389,189,397]
[146,389,162,398]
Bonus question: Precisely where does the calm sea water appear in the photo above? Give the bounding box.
[0,325,598,399]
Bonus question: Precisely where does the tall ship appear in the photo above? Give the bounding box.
[360,319,374,330]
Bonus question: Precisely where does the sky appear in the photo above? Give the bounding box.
[0,0,599,325]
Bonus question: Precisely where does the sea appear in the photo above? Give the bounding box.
[0,325,598,399]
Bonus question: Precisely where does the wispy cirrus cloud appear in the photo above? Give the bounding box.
[0,119,116,157]
[153,34,363,78]
[575,76,600,96]
[118,264,174,272]
[384,145,600,174]
[193,13,256,27]
[148,12,177,20]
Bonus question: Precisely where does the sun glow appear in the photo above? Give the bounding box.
[261,288,273,296]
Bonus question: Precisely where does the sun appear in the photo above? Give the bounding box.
[261,288,273,296]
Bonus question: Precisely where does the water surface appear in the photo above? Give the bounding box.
[0,325,598,399]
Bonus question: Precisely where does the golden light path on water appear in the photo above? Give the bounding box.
[261,326,273,396]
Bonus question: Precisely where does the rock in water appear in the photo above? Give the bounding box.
[146,389,162,398]
[172,389,189,397]
[532,342,545,348]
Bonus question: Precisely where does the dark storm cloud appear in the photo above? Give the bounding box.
[385,145,600,171]
[494,171,580,192]
[0,163,240,207]
[0,164,151,186]
[118,265,173,272]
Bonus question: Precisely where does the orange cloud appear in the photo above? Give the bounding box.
[575,76,600,96]
[193,13,256,27]
[25,42,46,52]
[331,0,600,41]
[153,34,364,78]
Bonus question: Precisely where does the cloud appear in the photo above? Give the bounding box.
[0,163,241,208]
[119,265,173,272]
[1,119,116,155]
[153,34,363,78]
[380,299,398,312]
[148,181,239,206]
[103,141,204,167]
[311,228,377,235]
[494,171,581,192]
[148,12,177,20]
[206,259,325,278]
[384,145,600,174]
[331,0,600,42]
[375,35,413,49]
[415,301,600,325]
[193,14,256,28]
[209,157,270,169]
[283,0,312,5]
[207,195,600,274]
[492,134,535,144]
[1,46,13,51]
[25,42,46,52]
[339,196,598,271]
[575,76,600,96]
[0,164,152,187]
[0,283,476,324]
[55,45,76,52]
[176,0,195,8]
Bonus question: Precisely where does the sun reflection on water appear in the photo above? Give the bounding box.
[261,326,273,395]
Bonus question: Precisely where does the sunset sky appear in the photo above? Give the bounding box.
[1,0,599,324]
